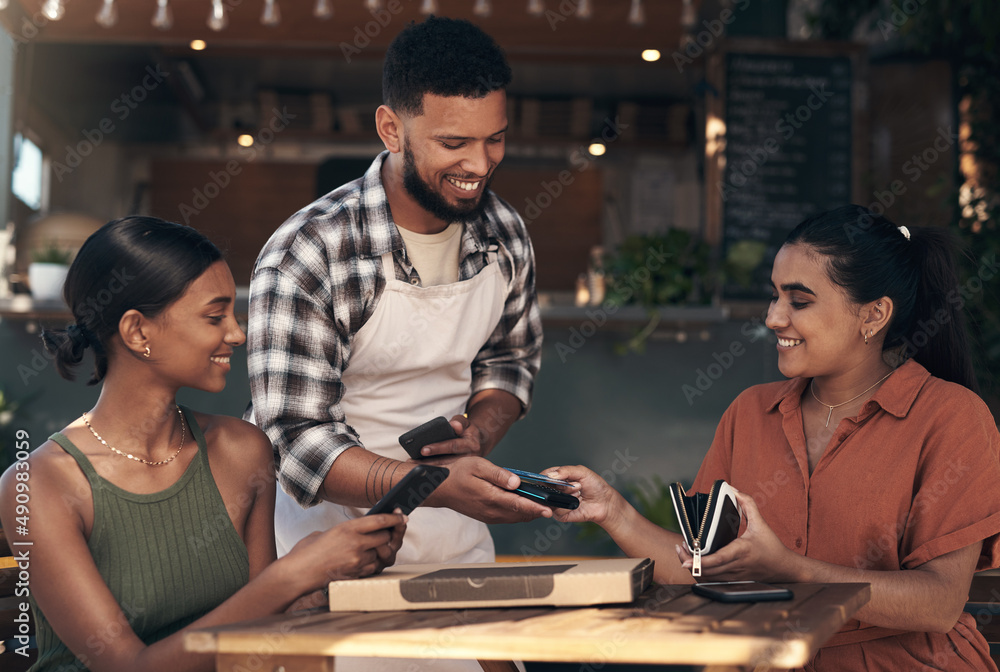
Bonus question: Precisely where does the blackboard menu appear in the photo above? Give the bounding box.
[721,52,853,298]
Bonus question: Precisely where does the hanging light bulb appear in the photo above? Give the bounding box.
[575,0,592,19]
[420,0,438,15]
[261,0,281,26]
[40,0,64,21]
[208,0,228,31]
[527,0,545,16]
[364,0,383,10]
[313,0,333,19]
[627,0,645,26]
[152,0,174,29]
[95,0,118,27]
[472,0,491,18]
[681,0,696,29]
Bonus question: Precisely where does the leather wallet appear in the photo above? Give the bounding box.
[669,480,741,577]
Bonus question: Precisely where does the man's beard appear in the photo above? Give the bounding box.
[402,140,492,223]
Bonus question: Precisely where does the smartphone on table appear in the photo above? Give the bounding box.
[399,416,458,459]
[691,581,793,603]
[366,464,450,516]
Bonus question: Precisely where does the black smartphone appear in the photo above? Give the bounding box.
[512,481,580,510]
[691,581,793,603]
[366,464,450,516]
[399,416,458,459]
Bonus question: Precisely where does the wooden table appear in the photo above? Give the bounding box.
[185,582,869,672]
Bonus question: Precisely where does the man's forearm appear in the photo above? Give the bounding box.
[319,446,412,508]
[466,389,523,457]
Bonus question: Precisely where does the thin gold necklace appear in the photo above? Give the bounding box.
[82,405,186,466]
[810,370,895,428]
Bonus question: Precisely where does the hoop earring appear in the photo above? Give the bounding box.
[143,346,151,358]
[864,330,871,346]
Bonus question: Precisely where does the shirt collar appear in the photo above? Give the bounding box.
[356,151,404,259]
[766,358,931,419]
[356,150,503,259]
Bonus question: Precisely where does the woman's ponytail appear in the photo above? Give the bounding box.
[907,227,979,393]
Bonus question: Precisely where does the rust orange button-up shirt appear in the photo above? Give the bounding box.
[692,359,1000,671]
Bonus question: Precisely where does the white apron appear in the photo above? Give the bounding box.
[274,246,514,672]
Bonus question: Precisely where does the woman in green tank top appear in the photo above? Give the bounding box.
[0,217,407,672]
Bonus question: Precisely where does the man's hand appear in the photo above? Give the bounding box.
[415,414,484,458]
[423,456,552,523]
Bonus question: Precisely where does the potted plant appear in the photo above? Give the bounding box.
[28,240,72,301]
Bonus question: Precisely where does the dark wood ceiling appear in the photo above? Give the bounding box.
[5,0,696,64]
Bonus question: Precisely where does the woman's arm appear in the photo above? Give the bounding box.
[544,465,693,584]
[690,491,979,633]
[0,440,405,672]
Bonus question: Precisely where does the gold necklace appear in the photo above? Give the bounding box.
[809,370,895,428]
[82,405,186,466]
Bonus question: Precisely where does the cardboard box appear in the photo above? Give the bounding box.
[328,558,654,611]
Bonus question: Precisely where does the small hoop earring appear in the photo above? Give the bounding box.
[143,346,151,358]
[864,330,870,346]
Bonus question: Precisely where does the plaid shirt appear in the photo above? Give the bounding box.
[245,152,543,507]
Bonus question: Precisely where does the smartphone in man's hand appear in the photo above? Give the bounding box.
[399,416,458,459]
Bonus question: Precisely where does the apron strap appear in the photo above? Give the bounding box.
[380,251,396,282]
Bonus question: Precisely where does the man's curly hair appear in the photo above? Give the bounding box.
[383,16,512,117]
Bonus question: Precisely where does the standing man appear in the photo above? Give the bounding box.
[246,16,548,587]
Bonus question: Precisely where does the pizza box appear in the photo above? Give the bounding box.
[327,557,654,611]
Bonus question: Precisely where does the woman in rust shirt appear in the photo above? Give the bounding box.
[548,205,1000,671]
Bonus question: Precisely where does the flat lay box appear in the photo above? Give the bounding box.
[327,557,654,611]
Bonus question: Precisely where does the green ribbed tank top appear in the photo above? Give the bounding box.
[29,406,250,672]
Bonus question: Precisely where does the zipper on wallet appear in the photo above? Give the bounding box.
[691,539,702,577]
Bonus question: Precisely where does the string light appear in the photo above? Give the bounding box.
[527,0,545,16]
[681,0,697,29]
[313,0,333,19]
[364,0,383,10]
[472,0,492,18]
[0,0,8,10]
[420,0,438,14]
[207,0,228,31]
[628,0,645,27]
[575,0,592,19]
[641,49,661,62]
[40,0,65,21]
[261,0,281,26]
[95,0,118,27]
[152,0,174,30]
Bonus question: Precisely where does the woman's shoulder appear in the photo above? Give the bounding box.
[0,435,92,517]
[188,411,274,469]
[913,372,996,428]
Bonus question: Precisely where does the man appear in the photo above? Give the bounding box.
[245,16,548,597]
